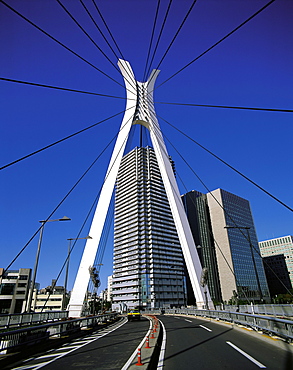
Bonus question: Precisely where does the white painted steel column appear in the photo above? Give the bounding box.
[68,60,213,317]
[68,60,137,317]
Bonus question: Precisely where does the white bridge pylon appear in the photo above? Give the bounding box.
[68,59,213,317]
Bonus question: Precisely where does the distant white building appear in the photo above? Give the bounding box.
[259,235,293,287]
[99,289,108,302]
[32,291,64,312]
[107,275,112,302]
[31,280,65,312]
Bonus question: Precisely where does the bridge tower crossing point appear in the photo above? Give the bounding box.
[68,60,213,317]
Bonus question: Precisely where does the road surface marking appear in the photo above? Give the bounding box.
[157,319,166,369]
[226,341,266,368]
[37,353,61,359]
[121,318,153,370]
[11,365,39,370]
[185,319,192,322]
[199,324,212,332]
[13,317,128,370]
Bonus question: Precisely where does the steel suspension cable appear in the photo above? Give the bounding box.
[165,132,292,299]
[159,115,293,213]
[0,108,133,171]
[156,0,276,89]
[145,0,173,81]
[143,0,161,82]
[79,0,137,92]
[3,134,116,274]
[0,77,126,99]
[144,110,254,303]
[80,0,121,61]
[56,0,120,74]
[149,0,198,83]
[155,100,293,114]
[3,76,290,115]
[3,107,136,273]
[175,168,253,304]
[92,0,125,60]
[0,0,124,88]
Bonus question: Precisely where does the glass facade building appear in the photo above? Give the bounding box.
[181,190,222,303]
[207,189,270,303]
[111,146,186,310]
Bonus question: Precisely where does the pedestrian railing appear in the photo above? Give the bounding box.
[162,308,293,342]
[0,311,68,330]
[0,312,119,355]
[215,304,293,317]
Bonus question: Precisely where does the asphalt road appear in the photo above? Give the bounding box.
[159,315,293,369]
[9,316,150,370]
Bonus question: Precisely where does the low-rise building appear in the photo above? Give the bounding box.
[259,236,293,292]
[0,268,31,314]
[31,280,65,312]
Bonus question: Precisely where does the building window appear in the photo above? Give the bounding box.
[0,283,15,295]
[19,275,28,280]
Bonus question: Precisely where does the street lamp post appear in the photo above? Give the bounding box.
[225,226,263,301]
[26,216,71,312]
[64,235,92,310]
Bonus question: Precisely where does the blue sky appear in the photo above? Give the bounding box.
[1,0,292,292]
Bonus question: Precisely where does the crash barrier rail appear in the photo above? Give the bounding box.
[215,304,293,317]
[160,308,293,342]
[0,311,68,330]
[0,312,118,354]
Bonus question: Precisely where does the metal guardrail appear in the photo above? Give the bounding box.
[215,304,293,317]
[0,312,119,354]
[0,311,68,330]
[162,308,293,342]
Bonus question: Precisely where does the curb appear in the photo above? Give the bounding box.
[128,315,162,370]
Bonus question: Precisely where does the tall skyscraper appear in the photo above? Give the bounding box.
[182,189,270,304]
[111,146,186,310]
[207,189,270,303]
[259,236,293,289]
[182,191,222,303]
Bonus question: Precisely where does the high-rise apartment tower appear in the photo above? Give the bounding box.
[112,147,186,310]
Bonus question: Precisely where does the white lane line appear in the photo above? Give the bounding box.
[37,353,61,359]
[184,319,192,323]
[11,365,38,370]
[199,324,212,332]
[32,318,128,369]
[22,357,36,363]
[157,319,166,370]
[226,341,266,368]
[12,362,51,370]
[55,346,79,351]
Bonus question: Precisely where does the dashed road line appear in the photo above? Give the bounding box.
[226,341,266,368]
[199,324,212,332]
